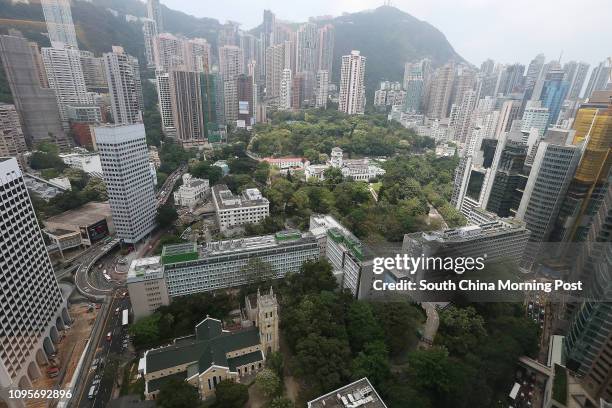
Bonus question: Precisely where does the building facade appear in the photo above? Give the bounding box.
[338,50,366,115]
[94,124,157,243]
[212,185,269,232]
[0,157,70,408]
[103,46,143,125]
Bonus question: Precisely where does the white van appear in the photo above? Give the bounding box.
[88,385,96,399]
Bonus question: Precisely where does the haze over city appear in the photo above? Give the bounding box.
[161,0,612,66]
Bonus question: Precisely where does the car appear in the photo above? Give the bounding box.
[95,304,101,309]
[107,332,112,341]
[47,367,59,378]
[92,378,101,386]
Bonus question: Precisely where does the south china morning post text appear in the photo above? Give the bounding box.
[369,254,584,295]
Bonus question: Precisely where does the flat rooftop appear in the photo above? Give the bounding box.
[307,378,387,408]
[127,256,163,282]
[44,201,111,226]
[212,184,268,210]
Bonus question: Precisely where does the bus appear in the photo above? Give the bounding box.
[122,309,129,327]
[103,270,111,282]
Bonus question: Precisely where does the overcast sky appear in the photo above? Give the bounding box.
[161,0,610,67]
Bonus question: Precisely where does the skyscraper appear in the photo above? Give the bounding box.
[564,61,590,100]
[236,74,254,127]
[42,43,91,123]
[426,63,455,119]
[338,50,366,115]
[169,70,204,141]
[516,129,583,269]
[539,69,570,127]
[0,104,27,159]
[153,33,185,72]
[296,23,318,75]
[94,124,157,243]
[218,45,244,80]
[156,72,175,135]
[584,60,611,99]
[40,0,78,48]
[403,59,430,113]
[147,0,164,33]
[0,157,69,407]
[520,101,550,137]
[317,24,334,73]
[200,72,222,139]
[279,68,292,111]
[553,91,612,243]
[496,63,525,95]
[315,70,329,109]
[142,18,158,69]
[103,46,143,125]
[564,183,612,402]
[184,38,211,72]
[79,50,108,91]
[524,53,546,95]
[0,35,68,147]
[264,43,287,104]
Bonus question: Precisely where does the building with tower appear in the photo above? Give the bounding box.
[0,157,70,408]
[140,289,279,401]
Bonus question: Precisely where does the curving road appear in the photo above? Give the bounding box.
[74,239,120,300]
[157,165,187,208]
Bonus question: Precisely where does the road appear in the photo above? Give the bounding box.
[157,164,187,207]
[76,291,133,407]
[418,302,440,348]
[74,239,120,300]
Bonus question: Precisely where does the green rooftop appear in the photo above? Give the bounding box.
[161,243,199,265]
[275,231,301,242]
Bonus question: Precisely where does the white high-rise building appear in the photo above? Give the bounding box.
[40,0,78,48]
[103,46,143,125]
[520,101,549,137]
[338,50,366,115]
[315,70,329,109]
[142,18,158,69]
[279,69,292,111]
[218,45,244,80]
[296,23,318,75]
[155,72,175,135]
[147,0,163,33]
[264,43,287,103]
[94,124,157,243]
[41,44,91,123]
[0,157,69,407]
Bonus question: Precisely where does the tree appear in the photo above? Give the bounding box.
[371,301,422,357]
[190,161,223,184]
[214,380,248,408]
[267,397,294,408]
[255,368,281,398]
[157,378,200,408]
[266,351,284,378]
[436,306,486,355]
[351,341,390,388]
[347,302,384,354]
[129,314,161,348]
[157,204,178,228]
[323,167,343,186]
[254,161,271,185]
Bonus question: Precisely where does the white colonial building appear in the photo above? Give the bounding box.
[304,147,385,182]
[173,173,209,209]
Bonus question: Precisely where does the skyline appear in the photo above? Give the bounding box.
[160,0,611,67]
